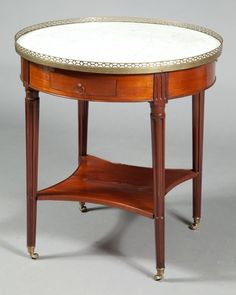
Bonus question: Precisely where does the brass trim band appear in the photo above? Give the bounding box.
[15,17,223,74]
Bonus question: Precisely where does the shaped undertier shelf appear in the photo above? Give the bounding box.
[37,155,198,218]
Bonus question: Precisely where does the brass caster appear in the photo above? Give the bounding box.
[154,268,165,281]
[28,247,39,260]
[189,217,200,230]
[79,202,88,213]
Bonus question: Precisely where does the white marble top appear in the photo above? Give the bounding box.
[15,18,223,74]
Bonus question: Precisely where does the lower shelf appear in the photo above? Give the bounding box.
[37,155,198,218]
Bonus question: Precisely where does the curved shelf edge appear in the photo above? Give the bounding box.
[37,155,198,218]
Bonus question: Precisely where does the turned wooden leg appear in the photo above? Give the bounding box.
[189,92,205,230]
[78,100,89,212]
[150,74,167,281]
[25,88,39,259]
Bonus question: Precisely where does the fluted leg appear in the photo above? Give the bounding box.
[78,100,89,212]
[151,74,167,280]
[25,88,39,259]
[189,92,205,230]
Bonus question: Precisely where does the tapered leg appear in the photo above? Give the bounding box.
[25,88,39,259]
[189,92,205,230]
[150,74,167,281]
[78,100,89,159]
[78,100,89,213]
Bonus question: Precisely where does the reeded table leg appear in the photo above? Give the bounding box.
[78,100,89,213]
[189,92,205,230]
[25,88,40,259]
[151,74,167,281]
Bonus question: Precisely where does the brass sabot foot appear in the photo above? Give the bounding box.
[154,268,165,281]
[79,202,88,213]
[28,247,39,259]
[189,217,200,230]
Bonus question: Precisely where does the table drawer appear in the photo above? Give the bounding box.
[50,72,117,98]
[28,62,153,102]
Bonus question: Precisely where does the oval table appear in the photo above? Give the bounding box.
[15,17,223,280]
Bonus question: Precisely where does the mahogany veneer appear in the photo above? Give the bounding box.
[24,61,215,102]
[15,15,223,281]
[37,155,198,218]
[20,58,215,280]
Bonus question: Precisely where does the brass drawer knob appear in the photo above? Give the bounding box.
[77,83,86,94]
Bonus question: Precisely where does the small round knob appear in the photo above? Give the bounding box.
[77,83,85,94]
